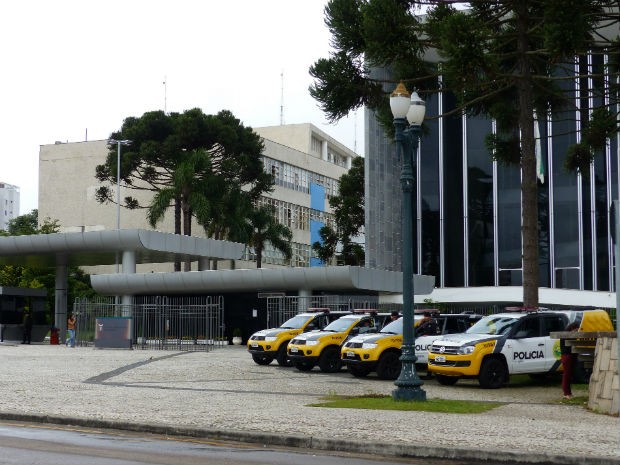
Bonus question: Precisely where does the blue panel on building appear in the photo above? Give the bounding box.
[310,183,325,211]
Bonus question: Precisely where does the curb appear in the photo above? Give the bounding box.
[0,412,615,465]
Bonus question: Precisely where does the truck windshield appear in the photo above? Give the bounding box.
[466,315,518,336]
[380,319,403,334]
[280,315,311,329]
[380,315,425,334]
[323,317,358,332]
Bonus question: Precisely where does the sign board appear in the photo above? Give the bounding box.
[95,317,132,349]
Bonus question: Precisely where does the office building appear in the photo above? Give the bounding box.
[0,182,19,231]
[38,123,357,271]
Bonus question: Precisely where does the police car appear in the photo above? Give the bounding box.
[427,308,614,388]
[287,311,386,373]
[247,309,349,366]
[341,312,482,380]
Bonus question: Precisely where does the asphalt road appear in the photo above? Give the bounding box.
[0,422,506,465]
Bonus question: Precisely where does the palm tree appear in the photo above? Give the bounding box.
[247,205,292,269]
[147,150,214,270]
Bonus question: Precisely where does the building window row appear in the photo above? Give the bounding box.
[257,196,335,232]
[242,241,312,267]
[262,156,340,198]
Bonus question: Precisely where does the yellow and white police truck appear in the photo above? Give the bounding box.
[427,308,613,388]
[287,312,384,373]
[341,313,482,379]
[247,309,349,366]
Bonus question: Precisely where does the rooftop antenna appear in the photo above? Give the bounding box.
[280,70,285,125]
[163,76,167,113]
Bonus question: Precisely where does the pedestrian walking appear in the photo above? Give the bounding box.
[67,313,76,348]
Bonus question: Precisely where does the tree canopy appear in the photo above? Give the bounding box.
[310,0,620,307]
[95,108,274,239]
[313,156,365,265]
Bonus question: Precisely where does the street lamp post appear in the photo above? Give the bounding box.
[108,139,132,230]
[390,82,426,401]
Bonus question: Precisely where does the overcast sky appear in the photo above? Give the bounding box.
[0,0,362,216]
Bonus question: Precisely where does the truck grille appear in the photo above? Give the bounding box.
[249,336,265,341]
[343,342,362,348]
[290,339,306,345]
[430,344,459,355]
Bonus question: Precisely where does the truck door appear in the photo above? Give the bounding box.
[505,317,546,373]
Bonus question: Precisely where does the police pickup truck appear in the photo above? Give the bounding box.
[427,308,613,388]
[247,308,349,366]
[341,312,482,380]
[287,311,388,373]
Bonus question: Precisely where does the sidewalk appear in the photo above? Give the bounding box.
[0,343,618,464]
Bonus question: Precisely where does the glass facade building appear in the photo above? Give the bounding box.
[366,57,619,293]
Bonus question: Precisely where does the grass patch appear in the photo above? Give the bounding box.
[308,395,503,413]
[557,395,589,406]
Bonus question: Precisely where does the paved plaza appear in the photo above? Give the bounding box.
[0,343,618,464]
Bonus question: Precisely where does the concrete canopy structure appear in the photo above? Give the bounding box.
[0,229,245,339]
[90,266,436,296]
[0,229,244,268]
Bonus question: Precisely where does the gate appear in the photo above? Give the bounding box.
[73,295,225,351]
[264,295,379,328]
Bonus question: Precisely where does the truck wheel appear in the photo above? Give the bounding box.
[376,352,401,380]
[348,365,371,378]
[276,344,293,367]
[479,358,507,389]
[319,347,342,373]
[251,354,274,365]
[294,360,315,371]
[435,374,459,386]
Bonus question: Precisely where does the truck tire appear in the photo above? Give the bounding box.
[376,352,401,380]
[276,344,293,367]
[319,346,342,373]
[294,360,315,371]
[479,357,507,389]
[252,354,274,365]
[348,365,371,378]
[435,374,459,386]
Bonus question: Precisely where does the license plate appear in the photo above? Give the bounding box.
[435,355,446,363]
[346,351,355,358]
[251,343,258,348]
[290,347,298,353]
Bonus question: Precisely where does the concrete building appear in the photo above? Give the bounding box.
[38,123,358,272]
[0,182,19,231]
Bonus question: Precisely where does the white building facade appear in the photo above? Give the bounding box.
[38,123,357,272]
[0,182,20,231]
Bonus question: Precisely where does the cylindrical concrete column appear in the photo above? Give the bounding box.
[298,289,311,313]
[54,255,68,344]
[121,250,136,317]
[198,257,210,271]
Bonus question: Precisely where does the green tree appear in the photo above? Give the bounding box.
[246,205,293,269]
[0,211,95,322]
[313,156,365,265]
[95,108,273,245]
[310,0,620,307]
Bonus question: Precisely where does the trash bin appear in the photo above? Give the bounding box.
[50,327,59,345]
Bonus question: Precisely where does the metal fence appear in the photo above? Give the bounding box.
[73,295,225,351]
[264,296,616,326]
[265,295,379,328]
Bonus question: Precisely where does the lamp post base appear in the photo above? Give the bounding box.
[392,386,427,401]
[392,352,426,401]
